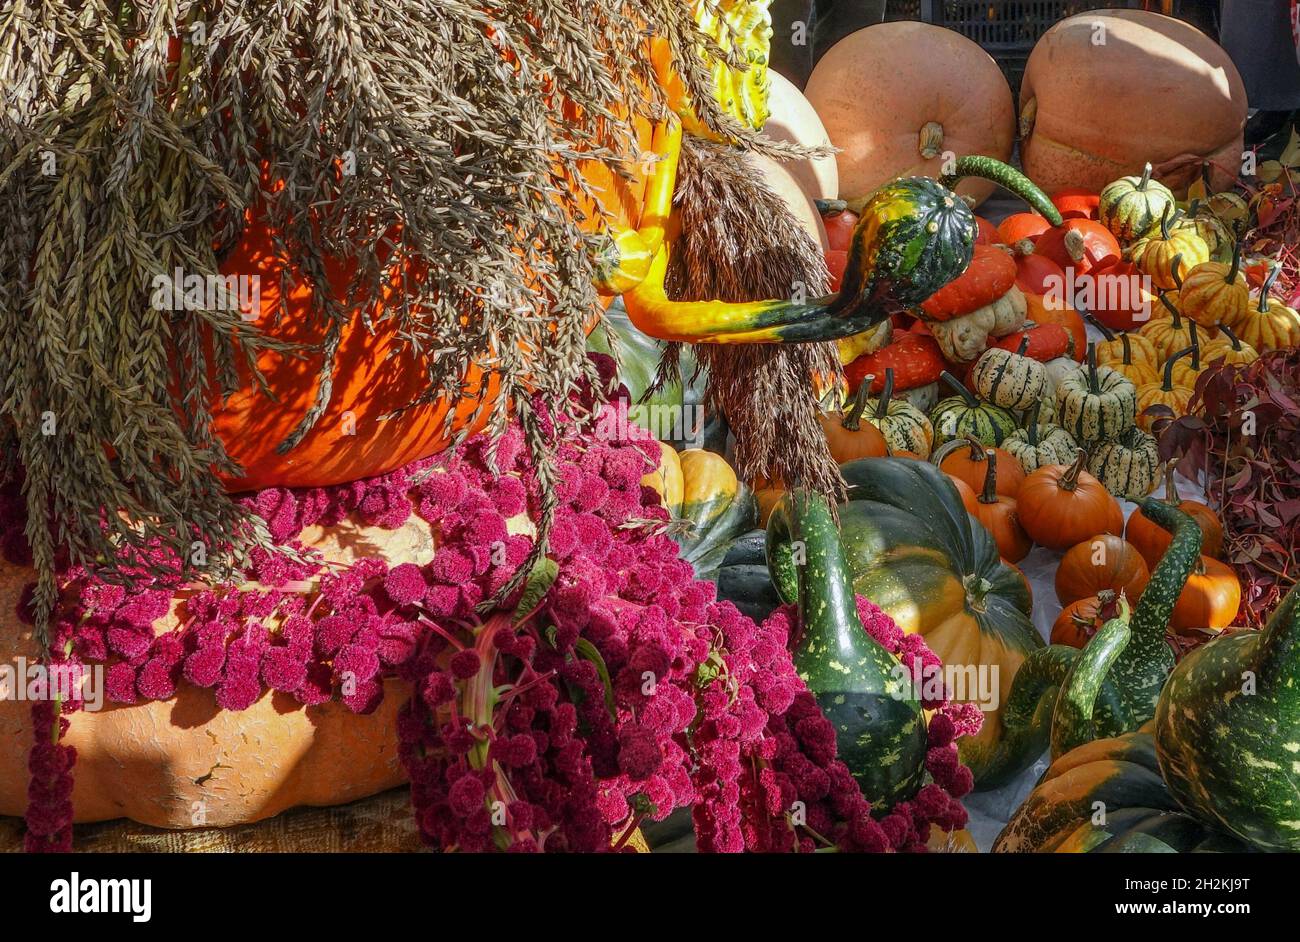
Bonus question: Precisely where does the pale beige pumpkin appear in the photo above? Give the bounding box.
[763,70,838,201]
[0,511,455,828]
[1019,10,1246,196]
[804,22,1014,206]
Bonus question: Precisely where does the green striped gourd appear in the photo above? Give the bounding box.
[970,335,1047,411]
[766,490,927,808]
[929,371,1019,447]
[1055,344,1137,446]
[1098,163,1175,244]
[1087,426,1160,500]
[967,498,1202,788]
[1155,579,1300,850]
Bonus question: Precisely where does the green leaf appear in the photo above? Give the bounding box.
[574,637,617,722]
[1280,126,1300,170]
[512,557,558,626]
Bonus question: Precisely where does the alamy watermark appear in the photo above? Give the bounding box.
[0,657,103,711]
[150,267,261,322]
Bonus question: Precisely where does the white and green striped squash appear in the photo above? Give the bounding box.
[929,372,1018,447]
[867,368,934,458]
[970,336,1047,411]
[1056,347,1138,446]
[1088,426,1160,499]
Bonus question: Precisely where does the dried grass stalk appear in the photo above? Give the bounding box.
[665,136,845,502]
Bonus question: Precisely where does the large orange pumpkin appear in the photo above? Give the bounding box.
[213,120,657,493]
[1018,10,1246,196]
[804,22,1015,206]
[0,510,441,826]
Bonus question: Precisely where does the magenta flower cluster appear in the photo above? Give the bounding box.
[3,392,979,852]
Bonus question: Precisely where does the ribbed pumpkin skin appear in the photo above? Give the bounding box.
[929,396,1018,447]
[1055,364,1137,445]
[868,398,934,458]
[993,731,1247,853]
[1155,581,1300,851]
[1054,534,1149,606]
[1134,380,1192,434]
[1138,314,1202,363]
[1226,299,1300,353]
[970,346,1047,410]
[1095,332,1158,372]
[1130,226,1210,290]
[1088,427,1160,499]
[1017,457,1123,550]
[1178,261,1249,328]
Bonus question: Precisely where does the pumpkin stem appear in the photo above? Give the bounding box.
[1060,450,1088,492]
[1083,311,1116,342]
[1188,321,1200,370]
[842,375,874,431]
[1159,291,1183,327]
[874,368,896,421]
[1260,263,1282,314]
[815,198,848,216]
[940,370,980,408]
[918,121,944,160]
[1086,342,1100,394]
[1025,400,1041,447]
[1015,335,1031,358]
[1137,162,1153,191]
[1163,460,1179,504]
[1220,322,1242,351]
[1169,253,1185,290]
[1158,204,1173,241]
[979,449,999,504]
[1063,228,1086,264]
[1163,347,1191,392]
[1121,332,1134,366]
[1226,239,1241,285]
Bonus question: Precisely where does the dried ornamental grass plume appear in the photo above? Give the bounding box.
[0,0,774,642]
[664,136,846,502]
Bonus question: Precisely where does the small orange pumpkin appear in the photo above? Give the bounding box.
[1178,242,1249,328]
[1017,452,1123,550]
[935,436,1025,498]
[1055,533,1150,606]
[1051,589,1121,648]
[970,449,1032,562]
[1169,556,1241,634]
[819,382,888,463]
[1127,462,1224,566]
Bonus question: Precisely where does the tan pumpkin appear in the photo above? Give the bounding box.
[1055,345,1138,446]
[866,368,935,458]
[805,22,1015,205]
[762,70,838,202]
[1178,243,1249,328]
[0,511,442,826]
[1088,426,1162,500]
[1096,331,1160,387]
[1139,294,1209,363]
[1018,10,1246,196]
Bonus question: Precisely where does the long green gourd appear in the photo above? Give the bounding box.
[974,498,1202,787]
[767,490,928,810]
[1155,579,1300,851]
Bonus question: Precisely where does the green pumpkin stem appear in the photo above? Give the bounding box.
[979,449,1001,504]
[1220,322,1242,351]
[842,375,874,430]
[1226,239,1241,285]
[874,369,896,422]
[1169,253,1184,290]
[1121,332,1134,366]
[1137,162,1154,191]
[1188,322,1200,370]
[938,156,1062,225]
[1163,346,1192,392]
[1025,400,1042,447]
[1158,203,1173,240]
[1159,292,1183,327]
[1015,335,1031,358]
[1082,311,1116,342]
[1260,264,1282,314]
[1086,342,1100,394]
[940,370,980,408]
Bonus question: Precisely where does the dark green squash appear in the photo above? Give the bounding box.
[1155,579,1300,851]
[993,729,1250,853]
[767,489,927,808]
[714,531,783,625]
[671,450,758,584]
[766,458,1040,787]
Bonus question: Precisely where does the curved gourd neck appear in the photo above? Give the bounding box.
[1257,581,1300,691]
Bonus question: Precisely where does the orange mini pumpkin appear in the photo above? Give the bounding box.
[1055,533,1150,606]
[1169,556,1241,634]
[970,450,1032,562]
[1051,589,1121,648]
[935,436,1025,498]
[1017,453,1123,550]
[1127,463,1224,566]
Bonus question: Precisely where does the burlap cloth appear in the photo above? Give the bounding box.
[0,788,651,852]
